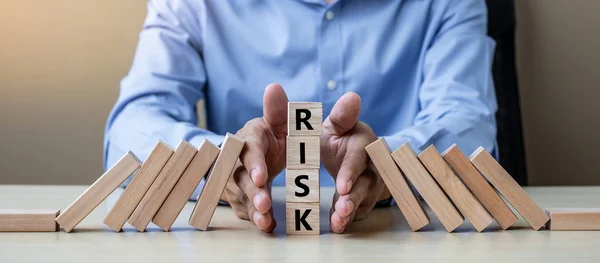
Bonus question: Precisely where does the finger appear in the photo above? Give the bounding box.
[233,162,272,215]
[323,92,361,136]
[263,83,289,136]
[331,175,373,233]
[335,142,370,195]
[239,134,269,187]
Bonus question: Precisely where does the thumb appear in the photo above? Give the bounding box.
[323,92,361,136]
[263,83,289,136]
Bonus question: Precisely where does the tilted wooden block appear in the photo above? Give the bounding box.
[286,202,320,235]
[0,209,60,232]
[56,152,141,232]
[545,208,600,231]
[391,144,464,232]
[418,145,493,232]
[470,147,550,230]
[286,136,320,170]
[189,133,245,231]
[152,140,220,231]
[288,102,322,136]
[128,140,197,232]
[286,169,320,203]
[103,141,173,232]
[365,138,429,231]
[442,144,517,230]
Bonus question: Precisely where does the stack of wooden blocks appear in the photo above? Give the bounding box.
[1,101,600,233]
[285,102,322,235]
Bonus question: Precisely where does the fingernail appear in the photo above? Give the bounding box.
[253,193,263,209]
[251,168,259,183]
[253,211,262,225]
[345,200,355,213]
[346,180,353,192]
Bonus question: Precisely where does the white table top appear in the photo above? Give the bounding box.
[0,185,599,262]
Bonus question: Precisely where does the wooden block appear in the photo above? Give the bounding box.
[103,141,173,232]
[442,144,517,230]
[391,144,464,232]
[0,209,60,232]
[545,208,600,231]
[286,169,319,203]
[128,140,197,232]
[288,102,322,136]
[286,202,320,235]
[286,136,320,170]
[364,138,429,231]
[56,152,141,232]
[470,147,550,230]
[418,145,493,232]
[152,140,220,231]
[189,133,245,231]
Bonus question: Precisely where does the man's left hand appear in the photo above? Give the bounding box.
[320,92,392,233]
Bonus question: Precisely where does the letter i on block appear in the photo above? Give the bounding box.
[286,102,322,235]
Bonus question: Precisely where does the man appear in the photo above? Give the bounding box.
[104,0,497,234]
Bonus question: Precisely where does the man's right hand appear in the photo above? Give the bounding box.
[220,83,288,232]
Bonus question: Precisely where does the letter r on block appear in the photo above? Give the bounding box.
[288,102,322,136]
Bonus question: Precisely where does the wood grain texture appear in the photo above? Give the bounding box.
[286,136,320,170]
[391,144,464,232]
[470,147,550,230]
[545,208,600,231]
[128,141,197,232]
[103,141,173,232]
[418,145,493,232]
[286,169,320,203]
[56,152,141,232]
[0,209,60,232]
[365,138,429,231]
[189,133,245,231]
[286,202,320,235]
[288,102,322,136]
[442,144,517,230]
[152,140,220,231]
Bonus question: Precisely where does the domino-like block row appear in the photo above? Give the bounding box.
[366,140,551,232]
[51,133,244,233]
[286,102,322,235]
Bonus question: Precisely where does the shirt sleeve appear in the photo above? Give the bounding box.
[103,0,224,185]
[383,0,498,157]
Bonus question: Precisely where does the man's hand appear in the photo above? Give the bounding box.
[321,92,391,233]
[220,83,288,233]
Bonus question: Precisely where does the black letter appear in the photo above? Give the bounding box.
[299,142,305,164]
[295,109,314,131]
[294,175,310,197]
[295,209,313,231]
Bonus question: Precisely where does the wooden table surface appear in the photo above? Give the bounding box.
[0,185,599,262]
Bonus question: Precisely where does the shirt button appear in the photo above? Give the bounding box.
[325,11,335,21]
[326,80,337,90]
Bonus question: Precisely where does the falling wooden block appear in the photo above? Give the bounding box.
[286,202,320,235]
[56,152,141,232]
[189,133,245,231]
[286,169,320,203]
[0,209,60,232]
[288,102,322,136]
[391,144,464,232]
[470,147,549,230]
[128,140,197,232]
[442,144,517,230]
[286,136,320,170]
[418,145,493,232]
[152,140,220,231]
[545,208,600,231]
[365,138,429,231]
[103,141,173,232]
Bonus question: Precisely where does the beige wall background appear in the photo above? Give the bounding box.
[0,1,598,185]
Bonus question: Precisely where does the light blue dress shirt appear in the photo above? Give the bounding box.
[104,0,497,198]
